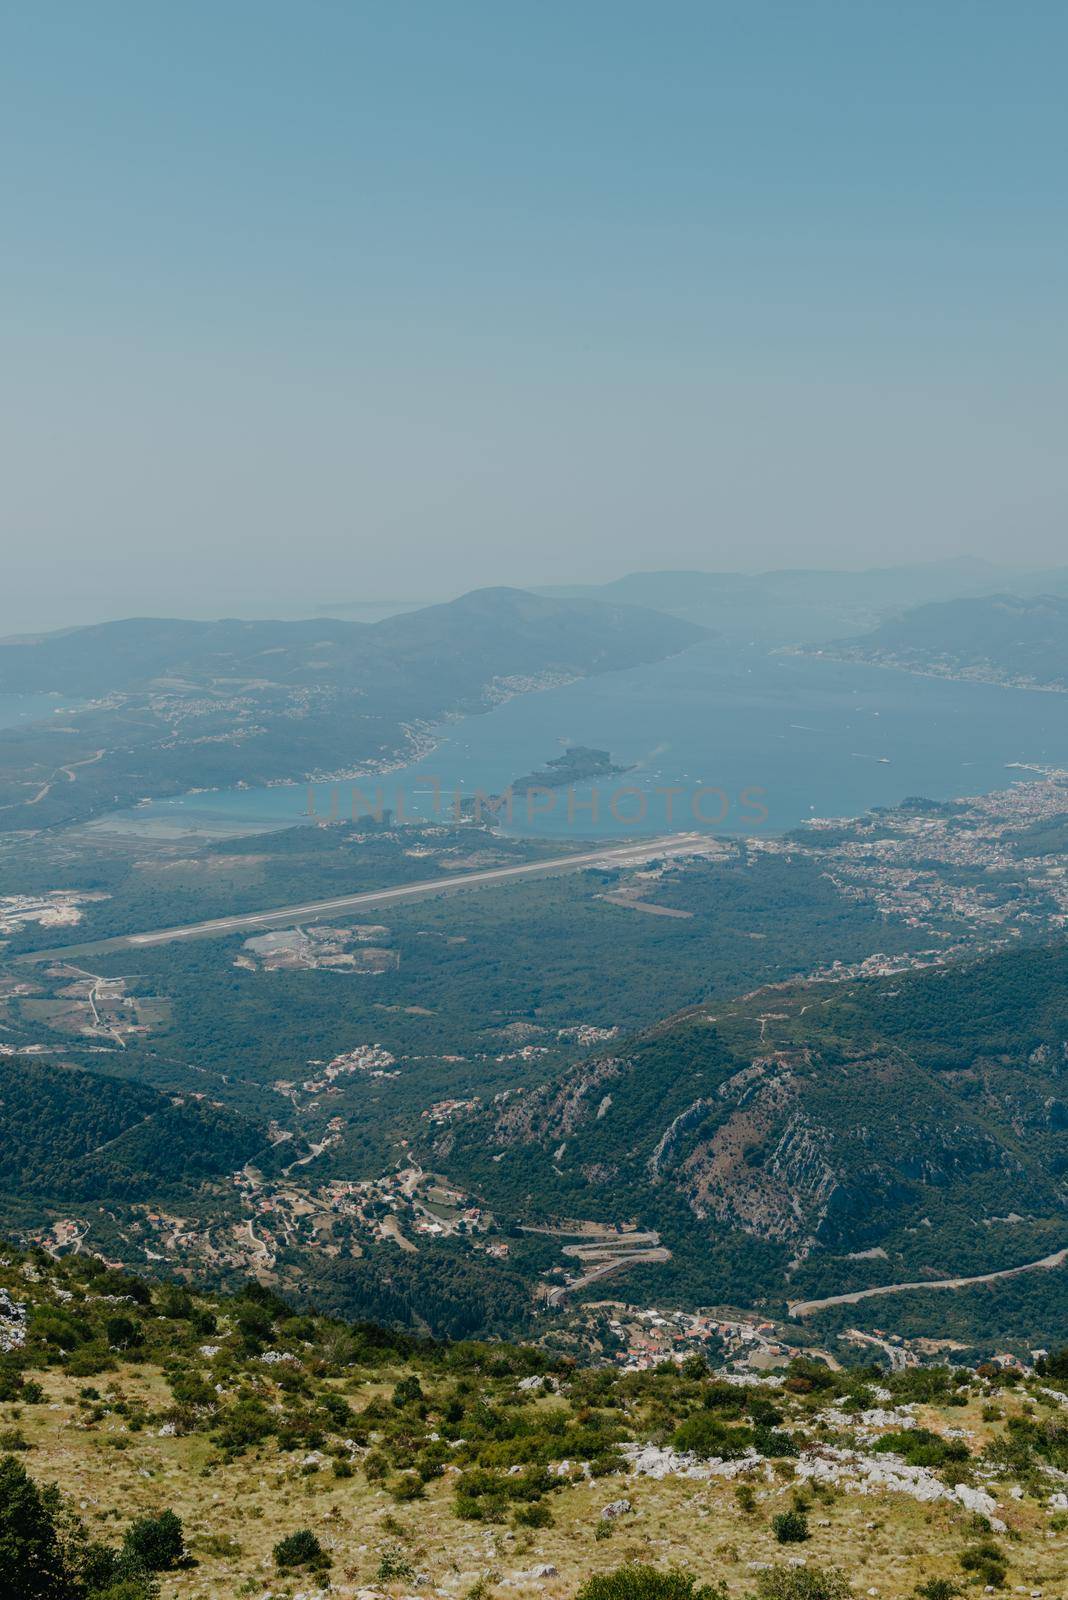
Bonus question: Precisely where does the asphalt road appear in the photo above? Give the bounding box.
[21,832,711,961]
[788,1245,1068,1318]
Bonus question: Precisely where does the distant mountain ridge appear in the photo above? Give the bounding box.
[0,586,706,698]
[536,560,1068,643]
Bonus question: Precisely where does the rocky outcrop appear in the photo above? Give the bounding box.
[493,1057,623,1143]
[648,1098,715,1181]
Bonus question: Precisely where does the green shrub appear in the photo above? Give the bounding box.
[122,1510,184,1572]
[389,1472,425,1502]
[513,1500,553,1528]
[576,1564,727,1600]
[32,1310,85,1351]
[376,1546,415,1582]
[772,1509,809,1544]
[960,1539,1007,1589]
[169,1373,216,1410]
[873,1428,968,1469]
[754,1567,851,1600]
[213,1398,274,1454]
[0,1370,39,1404]
[455,1492,490,1521]
[273,1529,329,1571]
[392,1375,425,1410]
[747,1398,784,1427]
[673,1414,753,1460]
[156,1285,194,1321]
[753,1426,800,1459]
[915,1580,962,1600]
[0,1363,23,1401]
[65,1350,113,1379]
[104,1317,143,1351]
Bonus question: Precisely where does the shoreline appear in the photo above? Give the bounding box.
[799,648,1067,696]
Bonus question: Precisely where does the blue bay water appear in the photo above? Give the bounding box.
[96,642,1068,841]
[0,694,86,731]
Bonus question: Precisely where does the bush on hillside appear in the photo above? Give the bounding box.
[754,1568,852,1600]
[273,1529,330,1571]
[122,1510,184,1572]
[576,1563,727,1600]
[772,1510,810,1544]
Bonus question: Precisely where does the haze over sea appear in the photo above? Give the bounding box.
[0,695,82,731]
[91,641,1068,843]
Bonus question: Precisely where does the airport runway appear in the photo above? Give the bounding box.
[21,832,713,961]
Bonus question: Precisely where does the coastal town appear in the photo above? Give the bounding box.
[799,772,1068,930]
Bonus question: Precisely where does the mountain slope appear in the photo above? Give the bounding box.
[815,594,1068,690]
[432,941,1068,1328]
[0,1057,274,1202]
[6,1242,1068,1600]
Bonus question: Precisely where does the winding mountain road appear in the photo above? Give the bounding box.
[788,1246,1068,1318]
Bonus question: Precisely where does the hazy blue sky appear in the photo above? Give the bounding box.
[2,2,1066,629]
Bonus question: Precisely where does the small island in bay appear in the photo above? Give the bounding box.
[509,744,630,793]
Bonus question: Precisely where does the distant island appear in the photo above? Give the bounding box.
[455,745,630,823]
[509,745,630,793]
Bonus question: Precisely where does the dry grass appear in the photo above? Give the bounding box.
[8,1367,1068,1600]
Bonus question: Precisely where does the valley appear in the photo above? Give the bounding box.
[1,763,1066,1358]
[2,585,1068,1371]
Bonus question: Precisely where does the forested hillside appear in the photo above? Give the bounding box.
[433,941,1068,1340]
[0,1058,274,1202]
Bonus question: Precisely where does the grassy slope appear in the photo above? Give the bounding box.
[4,1246,1068,1600]
[20,1380,1044,1600]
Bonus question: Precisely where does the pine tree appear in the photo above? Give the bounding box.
[0,1454,72,1600]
